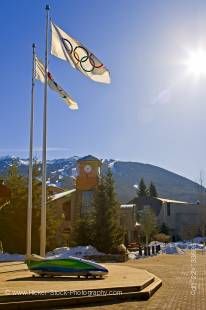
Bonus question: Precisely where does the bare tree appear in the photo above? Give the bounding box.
[197,170,206,237]
[140,208,157,245]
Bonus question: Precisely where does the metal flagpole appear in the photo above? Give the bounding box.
[40,4,50,257]
[26,43,36,258]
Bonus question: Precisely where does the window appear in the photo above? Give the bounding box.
[81,191,94,214]
[167,202,171,216]
[143,205,151,210]
[63,201,71,221]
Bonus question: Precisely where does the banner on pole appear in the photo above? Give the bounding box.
[35,55,78,110]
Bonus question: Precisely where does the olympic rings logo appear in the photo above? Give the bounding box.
[61,38,104,73]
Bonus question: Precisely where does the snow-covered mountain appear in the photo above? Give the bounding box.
[0,155,204,203]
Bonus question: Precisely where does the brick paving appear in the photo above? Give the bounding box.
[73,251,206,310]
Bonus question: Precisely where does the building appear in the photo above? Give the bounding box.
[75,155,102,216]
[120,204,140,244]
[130,196,202,240]
[50,155,102,244]
[49,155,202,244]
[51,155,141,246]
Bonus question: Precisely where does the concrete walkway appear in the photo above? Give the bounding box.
[73,251,206,310]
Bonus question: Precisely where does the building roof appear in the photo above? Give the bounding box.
[48,184,65,191]
[129,196,163,216]
[120,204,136,208]
[50,189,76,202]
[129,196,192,206]
[78,155,100,162]
[156,197,191,204]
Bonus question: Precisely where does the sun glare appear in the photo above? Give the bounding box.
[185,49,206,77]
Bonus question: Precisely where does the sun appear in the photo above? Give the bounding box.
[184,49,206,77]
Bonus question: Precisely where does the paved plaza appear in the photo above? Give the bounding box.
[0,251,205,309]
[73,251,206,310]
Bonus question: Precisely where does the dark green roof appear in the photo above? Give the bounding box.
[78,155,100,162]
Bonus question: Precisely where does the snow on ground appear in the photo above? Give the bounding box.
[149,241,165,247]
[175,242,204,250]
[1,241,206,262]
[190,236,206,243]
[46,245,105,259]
[129,240,206,259]
[160,244,185,255]
[128,244,185,257]
[48,183,58,187]
[58,169,64,172]
[128,252,138,259]
[108,160,116,170]
[0,246,104,262]
[0,253,25,262]
[19,159,29,166]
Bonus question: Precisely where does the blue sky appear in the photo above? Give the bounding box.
[1,0,206,182]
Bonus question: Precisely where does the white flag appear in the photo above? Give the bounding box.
[51,22,111,84]
[35,56,78,110]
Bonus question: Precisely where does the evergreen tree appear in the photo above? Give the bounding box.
[137,178,148,197]
[0,179,10,208]
[153,232,171,243]
[71,214,95,246]
[0,162,64,254]
[93,170,123,254]
[0,164,28,253]
[149,182,158,197]
[93,178,107,251]
[29,161,65,252]
[160,222,170,235]
[104,169,123,252]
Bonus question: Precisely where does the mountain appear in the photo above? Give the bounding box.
[0,155,204,203]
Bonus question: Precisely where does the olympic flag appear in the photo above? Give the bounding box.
[51,22,111,84]
[35,56,78,110]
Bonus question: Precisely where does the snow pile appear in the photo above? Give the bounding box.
[46,246,105,259]
[128,240,206,259]
[0,246,104,262]
[128,252,138,259]
[184,243,204,250]
[174,241,205,250]
[0,253,25,262]
[149,241,164,247]
[174,242,188,249]
[161,244,185,255]
[190,236,206,243]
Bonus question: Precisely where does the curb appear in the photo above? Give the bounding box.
[0,277,162,309]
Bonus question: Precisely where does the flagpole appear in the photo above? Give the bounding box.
[26,43,36,258]
[40,4,50,257]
